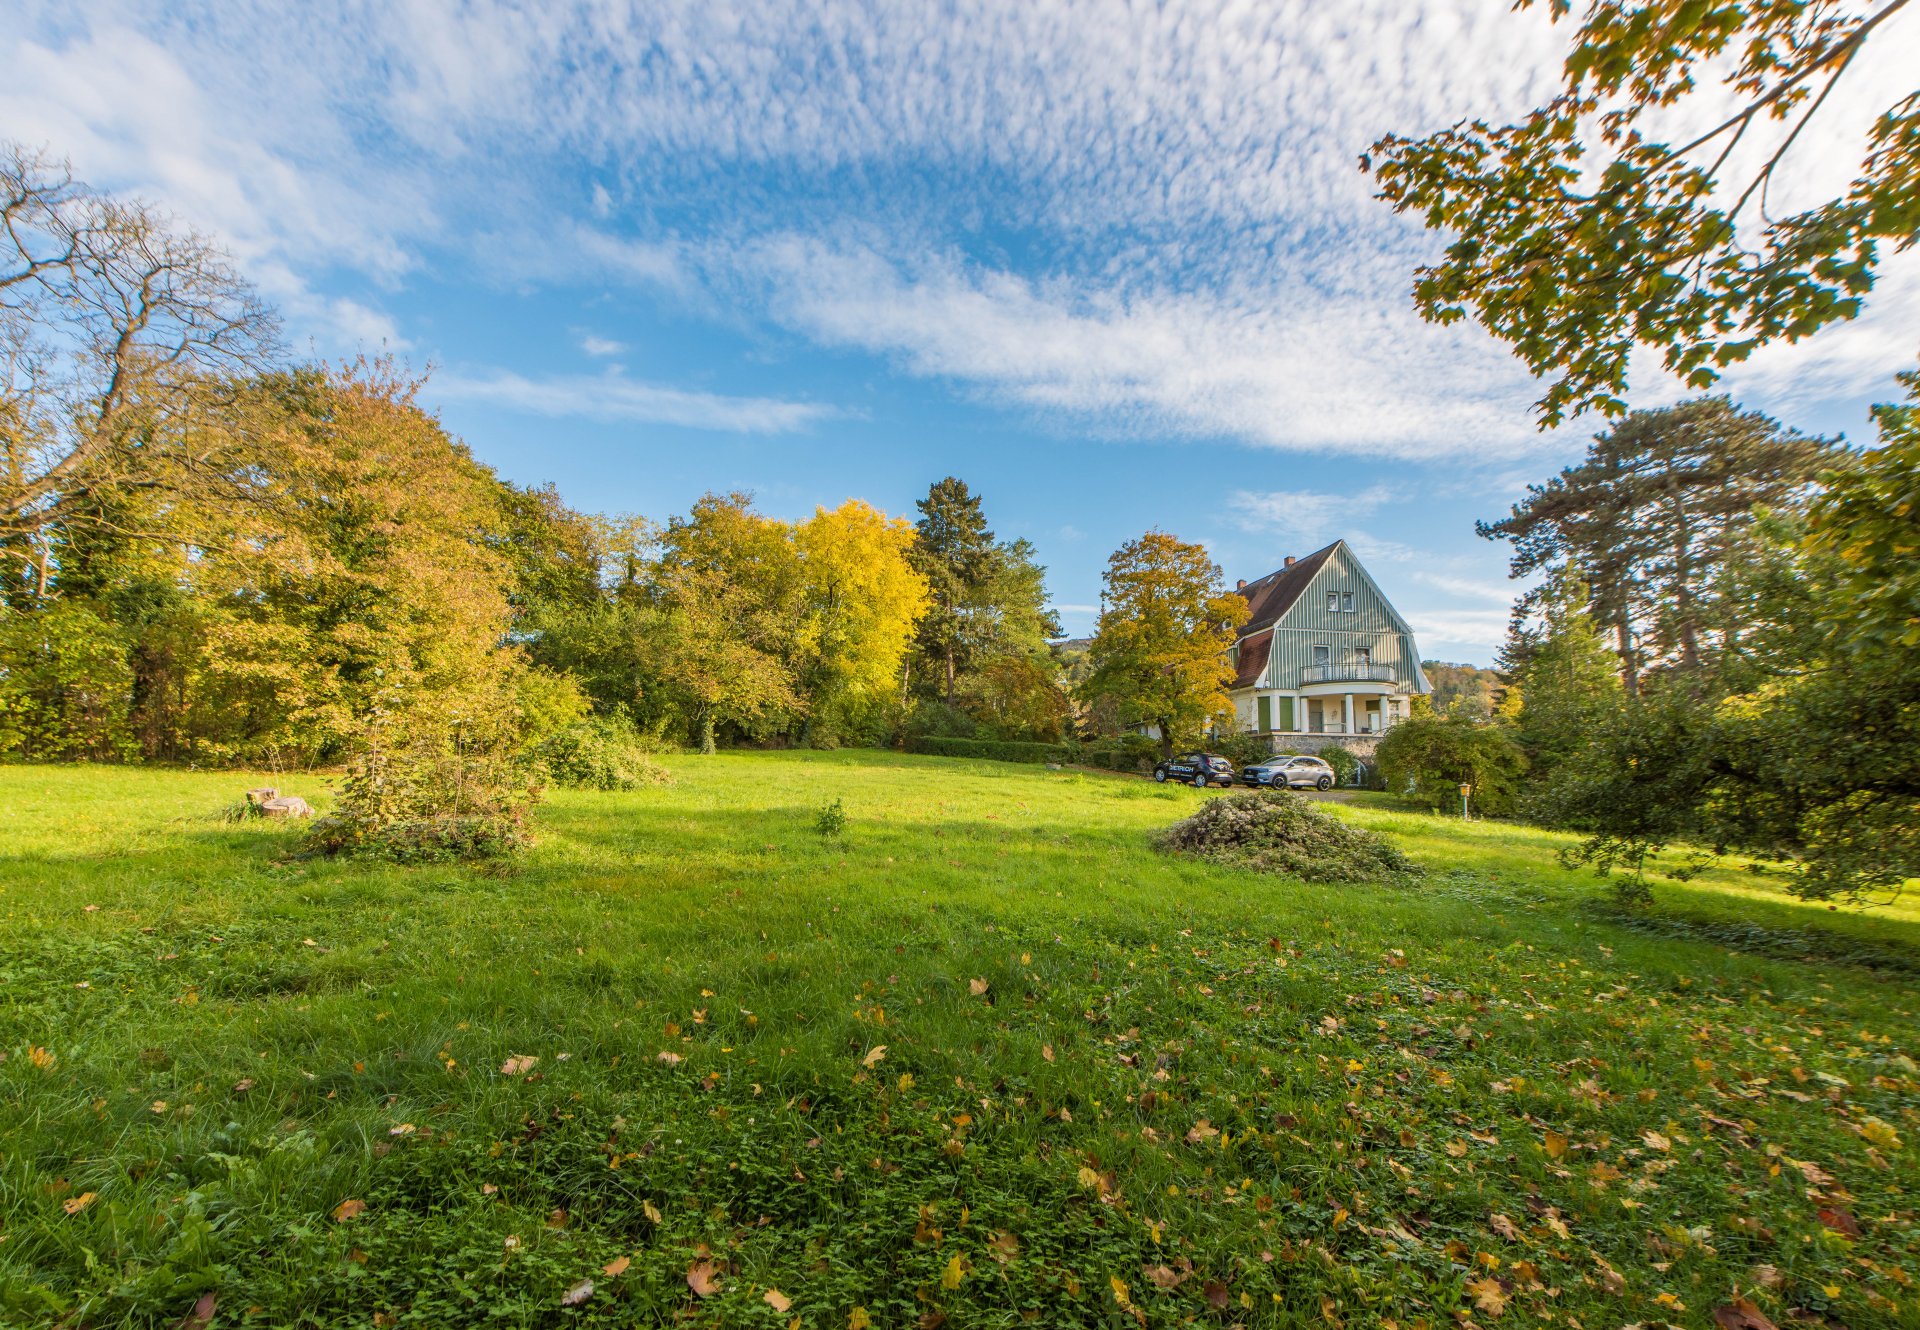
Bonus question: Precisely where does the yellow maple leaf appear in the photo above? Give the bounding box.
[862,1045,887,1068]
[941,1253,969,1290]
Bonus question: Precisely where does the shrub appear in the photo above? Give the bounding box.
[903,700,978,741]
[1314,744,1361,787]
[305,811,528,864]
[1374,715,1527,815]
[905,735,1068,764]
[815,798,848,838]
[1069,735,1161,774]
[1211,731,1275,767]
[1152,788,1421,884]
[532,716,669,790]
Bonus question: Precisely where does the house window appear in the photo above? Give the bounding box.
[1342,591,1355,612]
[1312,644,1330,667]
[1326,591,1339,612]
[1354,647,1370,665]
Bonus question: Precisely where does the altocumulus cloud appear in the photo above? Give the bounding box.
[434,371,838,434]
[7,0,1915,455]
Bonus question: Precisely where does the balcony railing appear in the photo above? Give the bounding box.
[1301,662,1396,684]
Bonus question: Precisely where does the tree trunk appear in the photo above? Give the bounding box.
[1616,611,1639,696]
[1157,720,1174,762]
[700,710,716,755]
[943,642,956,706]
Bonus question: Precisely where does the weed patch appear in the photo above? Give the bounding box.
[1153,787,1422,883]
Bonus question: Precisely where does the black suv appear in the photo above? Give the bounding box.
[1152,752,1238,788]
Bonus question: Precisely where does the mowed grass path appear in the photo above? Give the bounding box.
[3,753,1917,1328]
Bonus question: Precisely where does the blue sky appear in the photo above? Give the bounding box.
[8,1,1916,664]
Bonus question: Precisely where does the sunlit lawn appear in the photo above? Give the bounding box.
[3,752,1916,1328]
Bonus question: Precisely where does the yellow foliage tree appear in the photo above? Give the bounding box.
[793,500,929,743]
[1081,532,1247,759]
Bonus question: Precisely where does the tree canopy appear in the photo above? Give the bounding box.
[1370,1,1918,425]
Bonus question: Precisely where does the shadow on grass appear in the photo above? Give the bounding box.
[1583,900,1920,978]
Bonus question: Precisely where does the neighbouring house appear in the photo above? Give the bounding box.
[1226,540,1431,757]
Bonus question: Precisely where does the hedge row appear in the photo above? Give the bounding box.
[904,735,1161,773]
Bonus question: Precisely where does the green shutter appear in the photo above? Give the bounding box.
[1257,696,1271,732]
[1277,696,1294,731]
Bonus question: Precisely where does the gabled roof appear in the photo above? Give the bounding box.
[1231,629,1271,688]
[1232,541,1340,637]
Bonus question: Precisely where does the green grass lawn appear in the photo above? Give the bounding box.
[3,752,1917,1328]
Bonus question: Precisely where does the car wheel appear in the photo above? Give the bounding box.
[1153,768,1167,783]
[1316,775,1333,791]
[1191,772,1208,788]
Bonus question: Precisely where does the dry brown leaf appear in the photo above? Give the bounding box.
[1465,1276,1507,1317]
[1542,1130,1568,1159]
[1710,1298,1779,1330]
[332,1198,367,1222]
[1143,1264,1185,1290]
[862,1045,887,1068]
[1202,1279,1230,1310]
[603,1256,630,1277]
[1816,1207,1860,1239]
[1643,1130,1672,1151]
[656,1051,683,1066]
[1185,1119,1219,1145]
[642,1199,663,1223]
[1445,1139,1469,1157]
[501,1055,539,1076]
[1489,1213,1523,1242]
[687,1259,724,1297]
[1041,1044,1054,1063]
[62,1191,97,1215]
[968,977,990,996]
[764,1288,792,1312]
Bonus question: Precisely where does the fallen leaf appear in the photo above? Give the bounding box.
[231,1078,255,1094]
[62,1191,97,1215]
[764,1289,792,1312]
[176,1291,217,1330]
[862,1045,887,1068]
[1143,1264,1185,1290]
[849,1308,872,1329]
[1816,1207,1860,1239]
[1445,1139,1469,1157]
[687,1260,724,1297]
[1185,1119,1219,1145]
[1542,1130,1568,1159]
[1643,1130,1671,1152]
[603,1256,630,1277]
[656,1051,683,1066]
[1711,1298,1779,1330]
[1490,1213,1523,1242]
[1042,1044,1055,1063]
[332,1199,366,1222]
[501,1055,539,1076]
[989,1230,1020,1264]
[1466,1276,1507,1316]
[941,1253,968,1290]
[1202,1280,1230,1310]
[642,1200,663,1223]
[559,1279,593,1307]
[1109,1275,1131,1306]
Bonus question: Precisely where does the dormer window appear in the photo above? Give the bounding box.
[1326,591,1339,612]
[1342,591,1355,612]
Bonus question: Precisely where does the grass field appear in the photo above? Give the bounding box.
[4,752,1917,1328]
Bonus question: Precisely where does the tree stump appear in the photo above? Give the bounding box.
[245,787,279,806]
[259,795,312,819]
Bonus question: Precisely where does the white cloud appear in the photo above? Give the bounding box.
[1230,485,1397,541]
[1403,608,1512,654]
[434,370,837,434]
[578,334,627,358]
[8,0,1914,455]
[1409,570,1516,605]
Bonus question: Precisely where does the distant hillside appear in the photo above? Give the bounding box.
[1422,660,1503,718]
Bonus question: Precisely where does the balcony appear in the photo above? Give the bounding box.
[1301,662,1396,684]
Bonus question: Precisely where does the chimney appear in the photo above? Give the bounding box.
[1236,579,1247,590]
[1283,555,1296,568]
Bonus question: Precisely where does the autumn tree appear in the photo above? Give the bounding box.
[651,492,804,754]
[792,499,929,745]
[1080,532,1247,760]
[0,144,277,563]
[1370,1,1918,426]
[1479,397,1838,689]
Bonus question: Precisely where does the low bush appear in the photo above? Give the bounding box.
[531,715,670,790]
[1070,735,1161,774]
[1314,743,1362,786]
[1211,731,1276,767]
[306,812,528,864]
[1152,788,1422,884]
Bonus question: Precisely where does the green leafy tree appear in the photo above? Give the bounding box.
[1479,397,1838,689]
[1375,714,1528,817]
[1498,566,1625,776]
[1370,1,1919,426]
[1421,661,1502,718]
[1080,532,1248,760]
[652,492,804,754]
